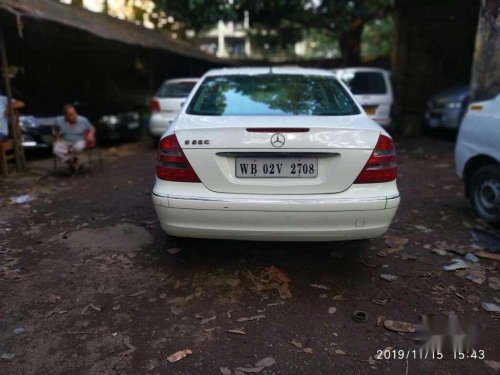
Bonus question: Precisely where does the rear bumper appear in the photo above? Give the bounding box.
[152,182,400,241]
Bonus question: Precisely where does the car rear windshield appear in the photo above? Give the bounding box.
[157,81,197,98]
[341,72,387,95]
[186,74,360,116]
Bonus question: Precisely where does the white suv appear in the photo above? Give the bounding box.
[332,67,393,128]
[456,94,500,226]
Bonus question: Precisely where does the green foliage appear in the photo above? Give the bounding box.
[361,15,394,58]
[153,0,238,32]
[145,0,396,59]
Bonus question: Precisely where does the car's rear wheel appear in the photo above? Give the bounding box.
[470,164,500,227]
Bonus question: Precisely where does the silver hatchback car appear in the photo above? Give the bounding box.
[425,85,470,130]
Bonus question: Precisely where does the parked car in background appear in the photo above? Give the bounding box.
[332,67,393,128]
[425,85,470,130]
[96,111,141,143]
[456,94,500,226]
[149,78,199,138]
[152,67,399,241]
[19,115,53,151]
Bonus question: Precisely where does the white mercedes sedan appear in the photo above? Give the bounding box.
[152,67,400,241]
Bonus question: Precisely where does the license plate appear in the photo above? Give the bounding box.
[236,157,318,178]
[128,121,140,129]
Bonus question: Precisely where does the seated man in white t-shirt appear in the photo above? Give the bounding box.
[53,104,96,173]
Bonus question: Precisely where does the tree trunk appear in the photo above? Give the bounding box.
[339,16,363,65]
[470,0,500,101]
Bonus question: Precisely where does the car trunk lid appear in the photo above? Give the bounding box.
[174,116,382,194]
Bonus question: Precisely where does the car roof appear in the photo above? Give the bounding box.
[204,67,335,77]
[332,67,390,74]
[163,78,199,84]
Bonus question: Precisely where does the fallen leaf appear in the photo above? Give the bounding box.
[303,348,313,353]
[380,274,398,282]
[484,360,500,371]
[129,290,147,297]
[399,253,418,261]
[120,336,136,357]
[227,329,246,335]
[250,266,292,299]
[200,316,216,325]
[379,235,408,256]
[414,225,433,233]
[219,367,231,375]
[334,349,346,355]
[234,357,276,373]
[237,315,266,322]
[475,251,500,261]
[264,266,290,283]
[372,298,388,305]
[385,235,408,249]
[202,327,217,333]
[255,357,276,368]
[310,284,330,290]
[384,320,415,333]
[234,367,262,373]
[431,248,448,256]
[328,307,337,314]
[167,297,185,304]
[291,339,303,348]
[167,349,192,363]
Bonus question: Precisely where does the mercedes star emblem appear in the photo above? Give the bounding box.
[270,133,285,148]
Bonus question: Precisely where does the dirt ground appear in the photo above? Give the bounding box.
[0,136,499,375]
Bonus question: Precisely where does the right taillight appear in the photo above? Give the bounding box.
[354,134,397,184]
[156,134,200,182]
[150,99,161,112]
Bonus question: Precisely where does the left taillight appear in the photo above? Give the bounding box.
[150,99,161,112]
[156,134,200,182]
[354,134,397,184]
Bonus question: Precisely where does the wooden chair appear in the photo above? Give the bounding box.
[0,138,14,176]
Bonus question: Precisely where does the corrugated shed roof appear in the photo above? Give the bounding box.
[0,0,226,63]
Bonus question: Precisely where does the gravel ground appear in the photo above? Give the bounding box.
[0,136,499,375]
